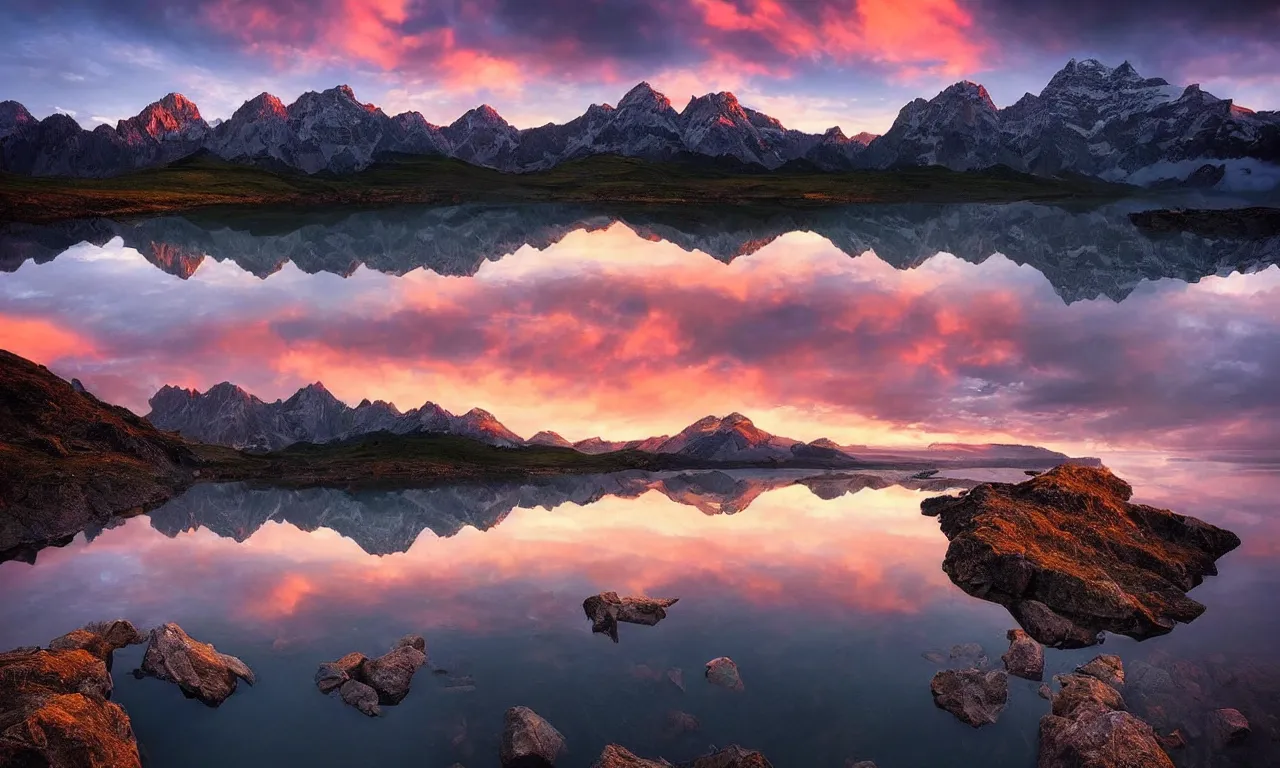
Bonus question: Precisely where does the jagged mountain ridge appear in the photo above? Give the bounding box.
[145,470,983,555]
[6,200,1278,304]
[144,380,858,464]
[4,59,1275,183]
[0,81,872,177]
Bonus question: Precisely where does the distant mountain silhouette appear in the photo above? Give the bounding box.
[145,470,983,556]
[5,201,1276,303]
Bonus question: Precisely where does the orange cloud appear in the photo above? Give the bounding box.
[0,315,95,364]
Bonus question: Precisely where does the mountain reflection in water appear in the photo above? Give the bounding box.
[3,202,1279,462]
[0,461,1278,767]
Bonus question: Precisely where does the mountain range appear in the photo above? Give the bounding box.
[144,379,1071,471]
[140,470,983,556]
[6,200,1278,303]
[3,59,1276,186]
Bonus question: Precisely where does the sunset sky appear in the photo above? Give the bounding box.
[3,0,1279,134]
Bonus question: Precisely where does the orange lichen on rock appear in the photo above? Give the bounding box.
[921,464,1240,647]
[0,648,140,768]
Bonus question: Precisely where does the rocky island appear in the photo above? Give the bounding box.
[922,464,1241,647]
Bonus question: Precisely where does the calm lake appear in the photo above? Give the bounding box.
[1,199,1278,767]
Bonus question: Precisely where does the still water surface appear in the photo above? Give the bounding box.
[1,201,1278,766]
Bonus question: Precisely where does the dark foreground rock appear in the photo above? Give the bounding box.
[136,622,254,706]
[0,622,148,768]
[921,464,1240,647]
[1038,672,1173,768]
[0,350,196,563]
[930,668,1008,727]
[705,657,744,691]
[1002,629,1044,681]
[583,592,679,642]
[314,636,426,714]
[501,706,565,767]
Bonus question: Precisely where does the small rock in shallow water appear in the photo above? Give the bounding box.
[1211,707,1250,746]
[1075,654,1124,690]
[930,669,1008,727]
[1038,683,1053,701]
[339,679,380,717]
[845,761,878,768]
[921,650,948,665]
[362,644,427,704]
[314,651,368,694]
[137,623,254,706]
[589,744,669,767]
[1002,629,1044,681]
[583,592,679,642]
[1039,672,1172,768]
[501,706,565,767]
[393,634,426,653]
[705,657,744,691]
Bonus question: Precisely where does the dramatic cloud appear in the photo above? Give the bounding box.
[2,0,1276,131]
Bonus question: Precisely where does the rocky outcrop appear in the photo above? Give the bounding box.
[48,620,145,664]
[314,636,426,715]
[0,622,151,767]
[500,706,565,767]
[705,657,744,691]
[136,623,254,706]
[1002,629,1044,681]
[921,464,1240,647]
[1210,707,1250,746]
[930,668,1008,727]
[583,592,679,642]
[1075,655,1125,690]
[1038,672,1173,768]
[0,350,196,563]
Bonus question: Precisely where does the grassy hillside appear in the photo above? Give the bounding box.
[191,431,691,487]
[0,152,1131,223]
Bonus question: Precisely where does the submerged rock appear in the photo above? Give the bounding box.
[1075,655,1124,690]
[501,706,565,767]
[921,465,1240,647]
[845,762,878,768]
[683,745,774,767]
[666,667,685,692]
[1038,672,1173,768]
[949,642,989,668]
[339,679,381,717]
[0,645,140,768]
[664,710,700,737]
[583,592,679,642]
[705,657,744,691]
[930,668,1008,727]
[137,622,254,706]
[591,744,671,767]
[1002,629,1044,681]
[1211,707,1250,746]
